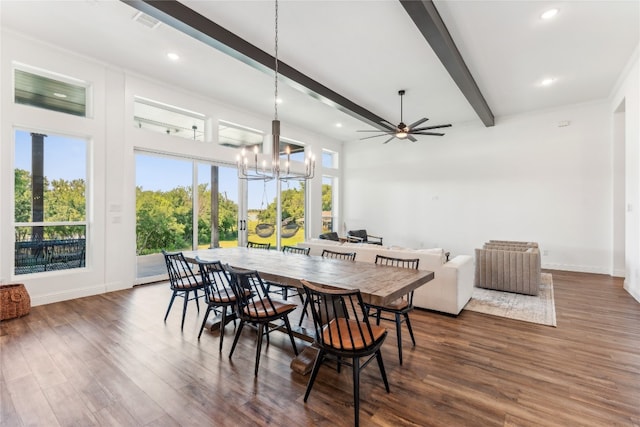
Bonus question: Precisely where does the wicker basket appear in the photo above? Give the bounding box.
[0,284,31,321]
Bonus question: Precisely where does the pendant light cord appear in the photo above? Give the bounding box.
[274,0,279,121]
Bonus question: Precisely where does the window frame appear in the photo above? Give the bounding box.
[13,128,90,276]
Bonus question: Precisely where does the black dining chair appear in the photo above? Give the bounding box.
[247,241,271,250]
[364,254,420,365]
[301,279,389,427]
[225,265,299,376]
[320,249,357,261]
[195,257,241,352]
[162,250,205,330]
[298,248,357,327]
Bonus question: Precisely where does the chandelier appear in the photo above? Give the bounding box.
[237,0,315,181]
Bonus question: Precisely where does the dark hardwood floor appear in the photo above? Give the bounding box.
[1,270,639,426]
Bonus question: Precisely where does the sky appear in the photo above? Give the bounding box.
[15,130,86,182]
[15,130,318,211]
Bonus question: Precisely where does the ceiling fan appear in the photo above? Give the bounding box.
[357,90,452,144]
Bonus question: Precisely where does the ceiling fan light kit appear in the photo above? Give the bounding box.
[357,89,452,143]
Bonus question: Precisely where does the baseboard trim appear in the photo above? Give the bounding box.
[542,262,610,275]
[32,284,107,307]
[612,268,626,278]
[623,280,640,304]
[135,273,168,285]
[30,281,132,307]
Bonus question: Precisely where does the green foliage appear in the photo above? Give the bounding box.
[136,187,190,255]
[135,184,240,255]
[14,168,296,254]
[46,178,86,221]
[14,168,86,240]
[322,183,332,211]
[258,183,305,223]
[218,195,238,240]
[14,169,31,222]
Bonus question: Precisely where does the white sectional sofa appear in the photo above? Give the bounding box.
[298,239,474,315]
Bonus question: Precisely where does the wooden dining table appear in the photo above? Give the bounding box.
[183,247,434,307]
[182,246,435,374]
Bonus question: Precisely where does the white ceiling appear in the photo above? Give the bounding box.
[1,0,638,143]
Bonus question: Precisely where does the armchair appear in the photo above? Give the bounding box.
[347,229,383,245]
[475,241,541,296]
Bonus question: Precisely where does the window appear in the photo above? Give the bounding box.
[14,130,87,274]
[134,97,205,141]
[218,120,263,151]
[322,176,335,232]
[14,66,89,117]
[322,150,338,233]
[280,137,306,162]
[322,149,337,169]
[135,154,241,255]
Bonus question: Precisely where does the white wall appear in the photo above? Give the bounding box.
[0,30,342,305]
[611,46,640,303]
[343,100,615,274]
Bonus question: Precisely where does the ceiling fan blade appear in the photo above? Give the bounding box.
[407,117,429,129]
[356,130,395,133]
[411,123,452,132]
[380,119,396,129]
[360,133,388,141]
[413,132,446,136]
[382,136,396,144]
[408,135,417,142]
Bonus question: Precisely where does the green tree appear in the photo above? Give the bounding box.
[136,188,189,254]
[259,183,305,224]
[14,169,32,222]
[322,183,332,211]
[46,178,86,221]
[197,183,212,245]
[44,178,86,239]
[218,194,238,240]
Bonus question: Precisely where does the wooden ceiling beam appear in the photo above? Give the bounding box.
[399,0,495,127]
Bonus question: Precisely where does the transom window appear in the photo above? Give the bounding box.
[134,96,205,141]
[14,66,89,117]
[218,120,264,151]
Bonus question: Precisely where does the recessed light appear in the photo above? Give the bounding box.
[167,52,179,61]
[541,8,559,20]
[53,92,67,98]
[335,123,343,128]
[276,98,283,104]
[541,78,556,86]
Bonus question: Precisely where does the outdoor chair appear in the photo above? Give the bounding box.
[162,250,205,330]
[225,265,299,376]
[364,255,419,365]
[301,279,389,427]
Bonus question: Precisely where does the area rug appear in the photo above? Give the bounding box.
[464,273,557,327]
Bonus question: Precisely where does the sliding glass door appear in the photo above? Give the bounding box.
[135,154,193,255]
[247,179,277,246]
[197,163,239,248]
